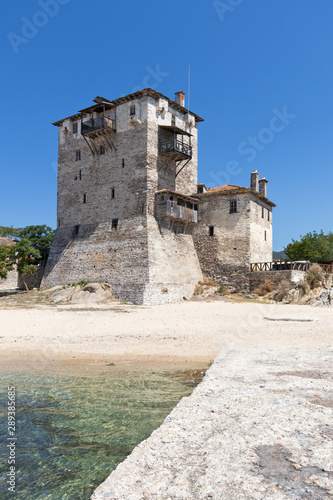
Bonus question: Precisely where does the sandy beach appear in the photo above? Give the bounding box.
[0,300,331,370]
[1,299,332,498]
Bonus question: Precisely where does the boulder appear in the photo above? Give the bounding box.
[51,283,114,304]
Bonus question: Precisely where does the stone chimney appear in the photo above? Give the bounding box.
[175,90,185,107]
[250,170,259,192]
[259,178,268,198]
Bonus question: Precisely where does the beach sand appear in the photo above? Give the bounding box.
[0,300,331,371]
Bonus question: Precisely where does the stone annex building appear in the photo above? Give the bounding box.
[42,88,275,304]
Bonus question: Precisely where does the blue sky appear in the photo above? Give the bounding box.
[1,0,332,250]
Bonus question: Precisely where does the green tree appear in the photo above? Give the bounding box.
[0,225,54,248]
[17,225,54,248]
[284,230,333,262]
[0,238,41,290]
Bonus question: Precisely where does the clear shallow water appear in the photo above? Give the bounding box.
[0,367,204,500]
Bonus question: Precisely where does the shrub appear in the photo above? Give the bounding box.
[254,280,275,296]
[306,264,324,289]
[198,279,219,287]
[297,280,310,297]
[274,280,291,302]
[218,285,230,295]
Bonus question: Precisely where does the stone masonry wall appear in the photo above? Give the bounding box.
[57,100,149,228]
[249,270,306,292]
[42,217,150,304]
[144,216,203,305]
[0,269,19,289]
[193,192,252,292]
[0,266,44,290]
[250,198,273,262]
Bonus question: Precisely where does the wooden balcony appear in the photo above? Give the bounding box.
[159,139,192,160]
[166,200,198,223]
[81,116,116,136]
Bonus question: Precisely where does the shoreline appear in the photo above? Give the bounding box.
[92,344,333,499]
[0,300,332,498]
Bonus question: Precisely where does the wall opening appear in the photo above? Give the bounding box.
[209,226,214,237]
[112,218,118,230]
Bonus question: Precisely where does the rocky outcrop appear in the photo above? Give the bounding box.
[51,282,115,304]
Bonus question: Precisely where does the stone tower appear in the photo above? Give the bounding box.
[42,88,205,304]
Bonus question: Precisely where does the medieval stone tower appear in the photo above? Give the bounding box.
[42,87,275,304]
[42,88,205,304]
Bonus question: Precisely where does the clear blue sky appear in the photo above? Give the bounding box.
[1,0,332,250]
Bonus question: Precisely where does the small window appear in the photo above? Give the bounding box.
[264,231,267,241]
[122,158,125,168]
[171,115,176,126]
[197,186,203,194]
[100,145,105,155]
[262,207,264,218]
[170,196,174,201]
[194,204,198,211]
[130,105,136,116]
[230,200,237,213]
[83,193,87,204]
[75,225,79,235]
[58,218,61,227]
[209,226,214,237]
[76,150,81,161]
[73,122,78,134]
[112,218,118,230]
[111,188,115,199]
[79,169,82,181]
[161,196,164,201]
[268,211,270,222]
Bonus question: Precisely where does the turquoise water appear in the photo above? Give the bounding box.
[0,367,204,500]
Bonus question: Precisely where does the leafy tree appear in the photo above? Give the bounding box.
[0,226,19,239]
[16,225,54,248]
[284,231,333,262]
[0,225,54,248]
[0,246,14,279]
[0,238,41,290]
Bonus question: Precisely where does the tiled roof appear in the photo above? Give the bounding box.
[0,237,16,246]
[207,184,245,192]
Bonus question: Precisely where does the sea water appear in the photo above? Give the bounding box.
[0,366,205,500]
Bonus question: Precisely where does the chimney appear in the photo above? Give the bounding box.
[175,90,185,107]
[250,170,259,191]
[259,178,268,198]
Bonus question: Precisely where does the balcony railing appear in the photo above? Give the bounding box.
[159,140,192,159]
[81,116,116,134]
[166,200,198,223]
